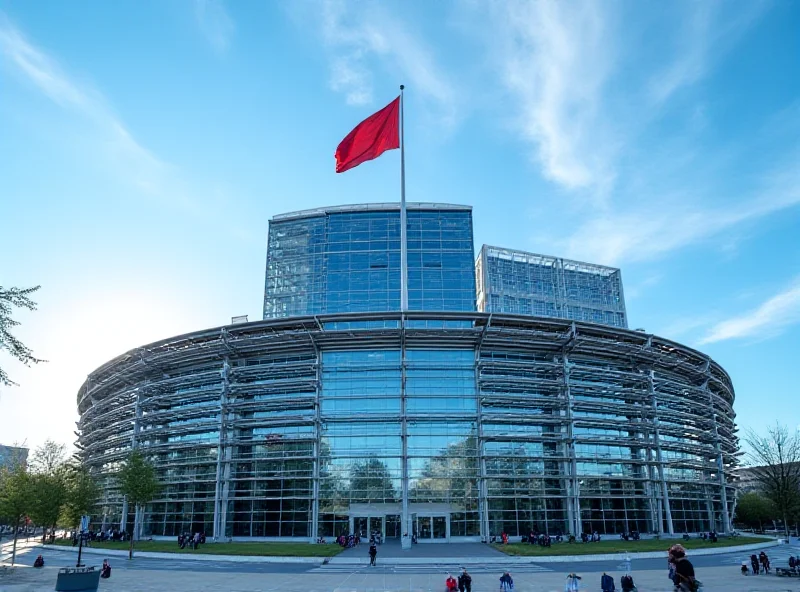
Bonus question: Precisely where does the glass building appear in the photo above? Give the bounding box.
[264,203,476,318]
[476,245,628,329]
[76,203,737,544]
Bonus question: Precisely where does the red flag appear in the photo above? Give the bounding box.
[335,97,400,173]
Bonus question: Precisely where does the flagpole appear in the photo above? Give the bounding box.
[400,84,408,312]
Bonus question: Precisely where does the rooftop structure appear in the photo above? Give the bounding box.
[476,245,628,328]
[264,203,476,318]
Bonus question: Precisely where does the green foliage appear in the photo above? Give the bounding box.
[0,285,45,387]
[735,492,778,530]
[61,464,100,529]
[117,450,160,507]
[0,462,32,526]
[25,441,70,540]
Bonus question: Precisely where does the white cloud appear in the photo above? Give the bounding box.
[194,0,235,53]
[486,0,616,193]
[0,14,195,207]
[555,173,800,266]
[648,1,766,104]
[308,0,456,122]
[699,280,800,345]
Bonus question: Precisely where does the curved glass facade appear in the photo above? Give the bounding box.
[77,313,738,541]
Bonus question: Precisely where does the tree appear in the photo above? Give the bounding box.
[61,464,100,532]
[0,285,45,388]
[117,450,160,559]
[0,462,32,565]
[349,457,396,503]
[734,492,778,532]
[743,423,800,539]
[27,441,68,543]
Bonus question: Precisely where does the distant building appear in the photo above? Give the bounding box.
[476,245,628,328]
[0,444,28,469]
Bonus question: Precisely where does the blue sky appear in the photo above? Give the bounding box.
[0,0,798,451]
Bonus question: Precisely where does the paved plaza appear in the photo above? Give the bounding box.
[3,542,800,592]
[3,563,800,592]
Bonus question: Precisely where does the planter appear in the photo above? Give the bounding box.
[55,566,100,591]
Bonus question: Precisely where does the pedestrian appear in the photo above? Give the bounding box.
[500,571,514,592]
[369,542,377,566]
[601,572,615,592]
[750,553,759,575]
[759,551,770,574]
[740,561,749,576]
[565,573,581,591]
[668,544,699,592]
[446,573,458,592]
[33,555,44,568]
[620,574,636,592]
[193,532,200,550]
[459,568,472,592]
[100,559,112,579]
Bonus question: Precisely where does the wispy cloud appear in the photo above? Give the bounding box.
[303,0,456,122]
[648,1,766,104]
[194,0,235,53]
[484,1,617,193]
[0,14,191,206]
[555,164,800,266]
[699,279,800,344]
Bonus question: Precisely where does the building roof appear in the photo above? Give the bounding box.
[271,202,472,222]
[479,244,621,275]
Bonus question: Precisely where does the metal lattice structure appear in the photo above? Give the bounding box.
[476,246,628,329]
[76,312,737,542]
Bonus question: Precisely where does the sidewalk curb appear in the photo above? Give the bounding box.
[31,539,780,566]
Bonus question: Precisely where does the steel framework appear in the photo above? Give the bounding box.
[76,312,737,541]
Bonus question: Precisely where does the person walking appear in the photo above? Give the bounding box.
[620,574,636,592]
[565,573,581,591]
[500,571,514,592]
[458,568,472,592]
[446,573,458,592]
[368,542,377,566]
[750,553,759,575]
[601,572,615,592]
[668,544,699,592]
[759,551,770,574]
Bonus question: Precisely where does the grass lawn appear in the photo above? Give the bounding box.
[494,536,772,556]
[50,539,343,557]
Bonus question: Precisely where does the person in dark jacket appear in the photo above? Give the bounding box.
[669,544,697,592]
[368,542,377,566]
[100,559,112,579]
[620,574,636,592]
[500,571,514,592]
[759,551,770,574]
[33,555,44,568]
[458,568,472,592]
[600,572,615,592]
[750,554,759,575]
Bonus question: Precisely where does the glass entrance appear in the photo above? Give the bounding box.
[385,514,401,538]
[354,517,368,537]
[414,515,449,541]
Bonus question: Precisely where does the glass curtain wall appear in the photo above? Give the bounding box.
[264,207,477,318]
[318,350,403,537]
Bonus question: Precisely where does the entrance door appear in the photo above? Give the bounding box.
[354,517,368,537]
[385,514,401,538]
[368,517,383,541]
[415,515,449,541]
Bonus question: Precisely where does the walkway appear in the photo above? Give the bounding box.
[336,540,506,560]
